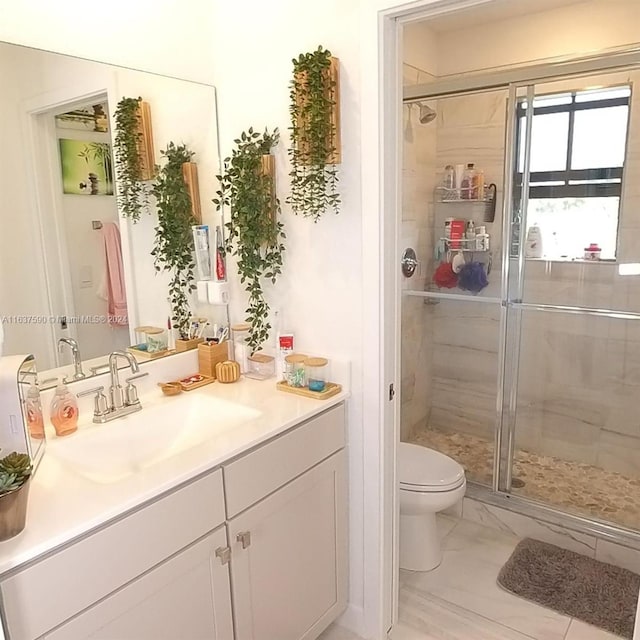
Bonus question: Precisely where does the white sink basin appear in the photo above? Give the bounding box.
[47,393,261,484]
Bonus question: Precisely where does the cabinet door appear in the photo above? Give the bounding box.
[229,450,347,640]
[44,527,233,640]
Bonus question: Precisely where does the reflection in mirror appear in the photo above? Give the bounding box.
[0,42,222,388]
[13,355,45,471]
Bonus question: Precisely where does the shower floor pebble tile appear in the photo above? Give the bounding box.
[411,426,640,530]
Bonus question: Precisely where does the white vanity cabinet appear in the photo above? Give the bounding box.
[223,403,347,640]
[1,470,229,640]
[43,526,234,640]
[0,401,347,640]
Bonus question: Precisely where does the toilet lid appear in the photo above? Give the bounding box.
[399,442,465,491]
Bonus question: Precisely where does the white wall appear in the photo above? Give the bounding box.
[403,23,438,77]
[435,0,640,76]
[209,0,366,625]
[0,0,215,84]
[0,44,52,365]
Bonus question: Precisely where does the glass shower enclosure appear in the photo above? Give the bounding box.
[401,53,640,538]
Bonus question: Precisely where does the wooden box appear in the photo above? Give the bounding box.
[175,337,204,352]
[198,341,231,378]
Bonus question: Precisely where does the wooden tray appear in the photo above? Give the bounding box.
[178,374,215,391]
[276,380,342,400]
[127,346,174,360]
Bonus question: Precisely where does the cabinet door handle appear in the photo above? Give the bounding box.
[236,531,251,549]
[215,546,231,565]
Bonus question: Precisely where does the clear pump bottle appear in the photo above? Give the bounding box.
[25,381,45,440]
[50,381,79,437]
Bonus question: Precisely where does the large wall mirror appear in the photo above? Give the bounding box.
[0,42,223,388]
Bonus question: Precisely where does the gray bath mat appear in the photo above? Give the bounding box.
[497,538,640,639]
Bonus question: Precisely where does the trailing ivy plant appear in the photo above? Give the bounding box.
[114,96,149,222]
[287,46,340,222]
[213,128,285,353]
[151,143,197,339]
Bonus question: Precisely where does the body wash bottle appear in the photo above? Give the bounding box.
[50,381,79,437]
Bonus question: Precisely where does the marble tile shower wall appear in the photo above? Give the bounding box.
[423,71,640,478]
[401,63,436,440]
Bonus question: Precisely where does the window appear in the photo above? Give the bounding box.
[514,85,631,260]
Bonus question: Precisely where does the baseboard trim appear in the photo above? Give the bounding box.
[338,603,366,637]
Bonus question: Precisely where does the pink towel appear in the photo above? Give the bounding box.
[100,223,128,326]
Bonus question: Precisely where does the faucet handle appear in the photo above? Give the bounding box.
[90,363,110,375]
[125,373,149,383]
[124,373,149,405]
[77,386,109,417]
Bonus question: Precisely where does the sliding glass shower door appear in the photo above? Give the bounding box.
[401,60,640,533]
[499,68,640,530]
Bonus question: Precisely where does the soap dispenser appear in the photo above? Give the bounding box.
[50,380,79,437]
[25,380,45,440]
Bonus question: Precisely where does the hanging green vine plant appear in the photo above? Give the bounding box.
[287,46,340,222]
[114,96,149,222]
[213,128,285,353]
[151,143,197,339]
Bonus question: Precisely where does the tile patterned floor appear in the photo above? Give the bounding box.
[410,426,640,530]
[320,517,625,640]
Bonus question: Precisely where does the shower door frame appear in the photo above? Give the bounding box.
[405,45,640,548]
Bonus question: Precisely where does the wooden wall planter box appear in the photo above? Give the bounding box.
[261,154,277,223]
[293,56,341,165]
[136,100,156,181]
[182,162,202,223]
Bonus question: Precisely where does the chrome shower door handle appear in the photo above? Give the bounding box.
[401,248,418,278]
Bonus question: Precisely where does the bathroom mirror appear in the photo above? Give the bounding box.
[0,41,223,388]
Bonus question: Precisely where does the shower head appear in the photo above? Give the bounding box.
[417,102,437,124]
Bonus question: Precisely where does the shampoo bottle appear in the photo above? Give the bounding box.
[525,224,543,259]
[50,381,79,437]
[25,380,45,440]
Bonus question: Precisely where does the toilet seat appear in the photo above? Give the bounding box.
[399,442,465,492]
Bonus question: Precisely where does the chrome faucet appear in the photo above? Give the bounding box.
[108,351,141,409]
[58,337,85,381]
[78,351,148,423]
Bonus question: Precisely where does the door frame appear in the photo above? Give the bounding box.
[22,86,111,367]
[365,2,640,637]
[22,76,140,369]
[360,1,496,636]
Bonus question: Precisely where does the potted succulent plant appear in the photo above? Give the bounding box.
[213,128,285,353]
[0,452,33,541]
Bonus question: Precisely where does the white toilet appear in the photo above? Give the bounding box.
[399,442,466,571]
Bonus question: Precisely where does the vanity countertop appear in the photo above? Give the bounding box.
[0,378,348,577]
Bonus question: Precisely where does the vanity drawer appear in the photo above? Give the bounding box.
[224,403,345,518]
[1,469,224,640]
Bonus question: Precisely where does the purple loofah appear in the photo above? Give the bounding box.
[458,261,488,293]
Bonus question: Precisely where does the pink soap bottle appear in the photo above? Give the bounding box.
[50,381,79,437]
